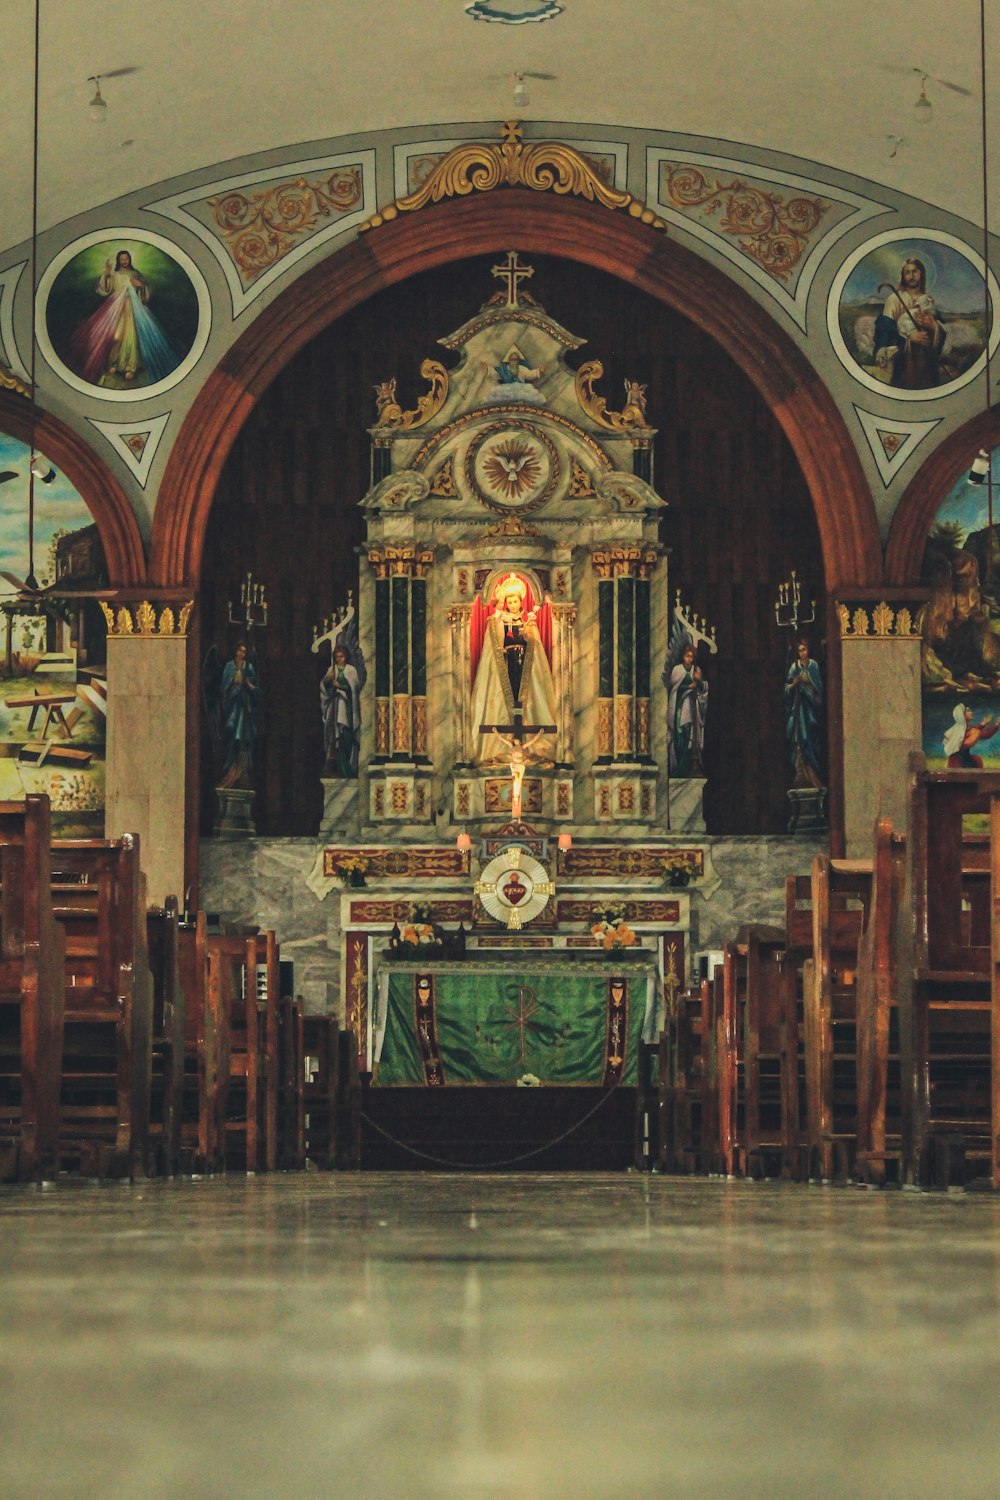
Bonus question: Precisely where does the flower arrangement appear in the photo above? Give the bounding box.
[660,850,699,887]
[399,920,437,946]
[590,903,638,950]
[337,855,369,888]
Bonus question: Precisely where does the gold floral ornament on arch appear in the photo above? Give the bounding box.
[359,122,667,233]
[208,168,363,287]
[658,164,830,282]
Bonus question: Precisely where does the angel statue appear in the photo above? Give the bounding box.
[313,595,367,778]
[664,613,711,778]
[202,639,260,790]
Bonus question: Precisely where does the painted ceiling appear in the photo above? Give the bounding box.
[0,0,995,254]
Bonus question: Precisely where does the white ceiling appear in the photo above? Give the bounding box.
[0,0,996,255]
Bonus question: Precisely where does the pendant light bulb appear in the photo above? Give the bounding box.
[914,77,932,124]
[969,449,992,484]
[88,76,108,123]
[512,72,530,110]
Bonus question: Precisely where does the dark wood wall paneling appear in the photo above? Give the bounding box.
[200,255,824,836]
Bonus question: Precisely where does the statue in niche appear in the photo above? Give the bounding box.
[313,599,366,778]
[784,638,824,789]
[470,572,557,765]
[665,621,709,777]
[203,639,260,790]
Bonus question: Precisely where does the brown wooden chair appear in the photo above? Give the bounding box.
[0,796,65,1182]
[51,836,153,1179]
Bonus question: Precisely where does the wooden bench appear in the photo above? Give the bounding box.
[51,836,153,1178]
[206,930,280,1173]
[177,911,224,1173]
[741,926,800,1179]
[0,796,65,1182]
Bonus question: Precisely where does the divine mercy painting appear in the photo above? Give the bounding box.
[45,238,200,395]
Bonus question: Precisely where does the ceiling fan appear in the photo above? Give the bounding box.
[881,63,973,96]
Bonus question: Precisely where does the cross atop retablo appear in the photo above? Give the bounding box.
[491,250,535,310]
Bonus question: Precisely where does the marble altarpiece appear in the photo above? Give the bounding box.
[307,254,718,1074]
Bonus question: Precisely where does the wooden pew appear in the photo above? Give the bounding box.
[784,875,813,1179]
[714,944,741,1177]
[805,853,872,1181]
[51,836,153,1179]
[854,818,906,1188]
[0,796,65,1182]
[301,1014,340,1169]
[902,760,1000,1187]
[656,983,710,1173]
[146,895,185,1177]
[207,930,280,1173]
[742,926,800,1179]
[278,995,305,1171]
[177,910,223,1173]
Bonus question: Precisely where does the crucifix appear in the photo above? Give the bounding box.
[479,706,556,820]
[491,249,534,309]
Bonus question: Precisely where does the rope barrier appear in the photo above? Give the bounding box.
[359,1084,628,1170]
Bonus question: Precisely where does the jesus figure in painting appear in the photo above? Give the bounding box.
[67,250,180,389]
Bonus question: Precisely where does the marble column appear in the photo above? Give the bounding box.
[837,600,924,857]
[102,600,192,908]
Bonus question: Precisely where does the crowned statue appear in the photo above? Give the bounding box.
[470,572,558,766]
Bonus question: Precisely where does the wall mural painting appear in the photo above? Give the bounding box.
[39,230,209,401]
[830,230,996,400]
[0,434,107,831]
[921,446,1000,769]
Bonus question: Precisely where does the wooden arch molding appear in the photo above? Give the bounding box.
[0,391,146,586]
[885,405,1000,584]
[150,192,881,592]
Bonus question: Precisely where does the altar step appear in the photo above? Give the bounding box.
[360,1085,643,1171]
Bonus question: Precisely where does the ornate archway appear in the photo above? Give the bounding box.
[885,406,1000,584]
[150,191,881,593]
[0,391,146,586]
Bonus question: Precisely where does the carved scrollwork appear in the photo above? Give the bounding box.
[575,360,649,431]
[359,122,666,233]
[360,470,431,513]
[373,359,449,431]
[658,164,829,282]
[593,473,665,514]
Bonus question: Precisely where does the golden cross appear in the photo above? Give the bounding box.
[491,249,534,309]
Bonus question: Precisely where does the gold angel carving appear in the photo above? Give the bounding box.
[575,360,649,431]
[373,359,449,431]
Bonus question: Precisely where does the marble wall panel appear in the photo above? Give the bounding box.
[199,831,827,1006]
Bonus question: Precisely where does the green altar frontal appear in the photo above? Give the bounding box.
[373,959,657,1087]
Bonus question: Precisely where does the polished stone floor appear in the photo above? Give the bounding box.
[2,1175,1000,1499]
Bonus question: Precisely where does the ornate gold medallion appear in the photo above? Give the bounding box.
[466,420,560,514]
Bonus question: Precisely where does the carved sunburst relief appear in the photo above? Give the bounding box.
[482,437,542,499]
[467,421,560,513]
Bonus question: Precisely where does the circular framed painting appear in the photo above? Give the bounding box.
[828,229,999,401]
[38,228,211,401]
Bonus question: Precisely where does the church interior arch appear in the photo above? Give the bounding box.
[197,250,828,839]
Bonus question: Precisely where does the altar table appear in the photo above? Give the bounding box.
[373,958,657,1087]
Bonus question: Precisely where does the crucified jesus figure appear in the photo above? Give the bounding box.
[478,708,555,820]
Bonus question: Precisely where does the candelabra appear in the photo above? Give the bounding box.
[228,571,268,637]
[773,571,816,636]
